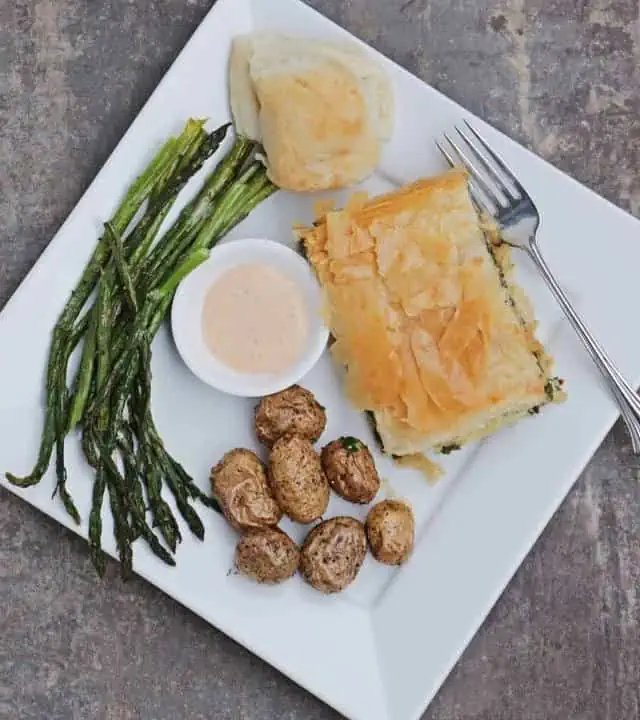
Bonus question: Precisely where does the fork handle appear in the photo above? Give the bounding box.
[527,239,640,454]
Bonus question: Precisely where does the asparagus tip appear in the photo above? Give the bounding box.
[91,553,107,579]
[5,472,42,488]
[56,485,82,525]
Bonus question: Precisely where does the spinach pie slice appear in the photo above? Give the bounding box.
[297,170,564,471]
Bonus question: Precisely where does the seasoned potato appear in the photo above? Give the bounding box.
[321,436,380,504]
[268,434,329,523]
[365,499,415,565]
[235,527,299,584]
[300,517,367,593]
[255,385,326,447]
[211,448,282,530]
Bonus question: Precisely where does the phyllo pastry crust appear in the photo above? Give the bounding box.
[297,170,564,462]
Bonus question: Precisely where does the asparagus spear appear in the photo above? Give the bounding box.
[88,464,107,577]
[67,121,228,434]
[105,222,138,312]
[7,121,214,488]
[7,123,277,579]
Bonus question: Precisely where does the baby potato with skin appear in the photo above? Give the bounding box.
[365,499,415,565]
[235,527,299,584]
[255,385,326,447]
[321,436,380,504]
[300,517,367,594]
[211,448,282,530]
[268,434,330,523]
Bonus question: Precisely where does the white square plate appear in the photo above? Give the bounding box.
[1,1,639,718]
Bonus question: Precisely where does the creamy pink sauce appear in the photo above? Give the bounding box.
[202,263,308,374]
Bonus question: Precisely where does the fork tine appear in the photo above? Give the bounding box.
[444,132,509,208]
[436,140,496,216]
[466,183,495,218]
[435,139,456,168]
[461,120,525,197]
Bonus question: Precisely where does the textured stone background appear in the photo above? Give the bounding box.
[1,1,639,719]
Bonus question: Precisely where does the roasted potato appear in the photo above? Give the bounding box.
[235,527,299,584]
[268,434,330,523]
[321,436,380,504]
[300,517,367,593]
[365,499,415,565]
[211,448,282,530]
[255,385,326,447]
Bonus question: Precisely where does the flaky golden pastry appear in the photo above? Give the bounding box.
[297,170,564,460]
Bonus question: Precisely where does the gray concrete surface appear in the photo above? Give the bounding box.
[1,1,639,718]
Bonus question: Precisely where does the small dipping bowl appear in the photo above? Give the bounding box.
[171,238,329,397]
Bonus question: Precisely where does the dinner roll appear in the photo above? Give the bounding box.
[229,33,393,192]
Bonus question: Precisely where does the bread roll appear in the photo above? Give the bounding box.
[228,35,262,142]
[229,33,393,192]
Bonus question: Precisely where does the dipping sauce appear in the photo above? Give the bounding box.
[202,263,309,374]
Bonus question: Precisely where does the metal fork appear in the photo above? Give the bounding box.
[437,120,640,453]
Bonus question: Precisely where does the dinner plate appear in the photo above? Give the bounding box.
[1,1,639,718]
